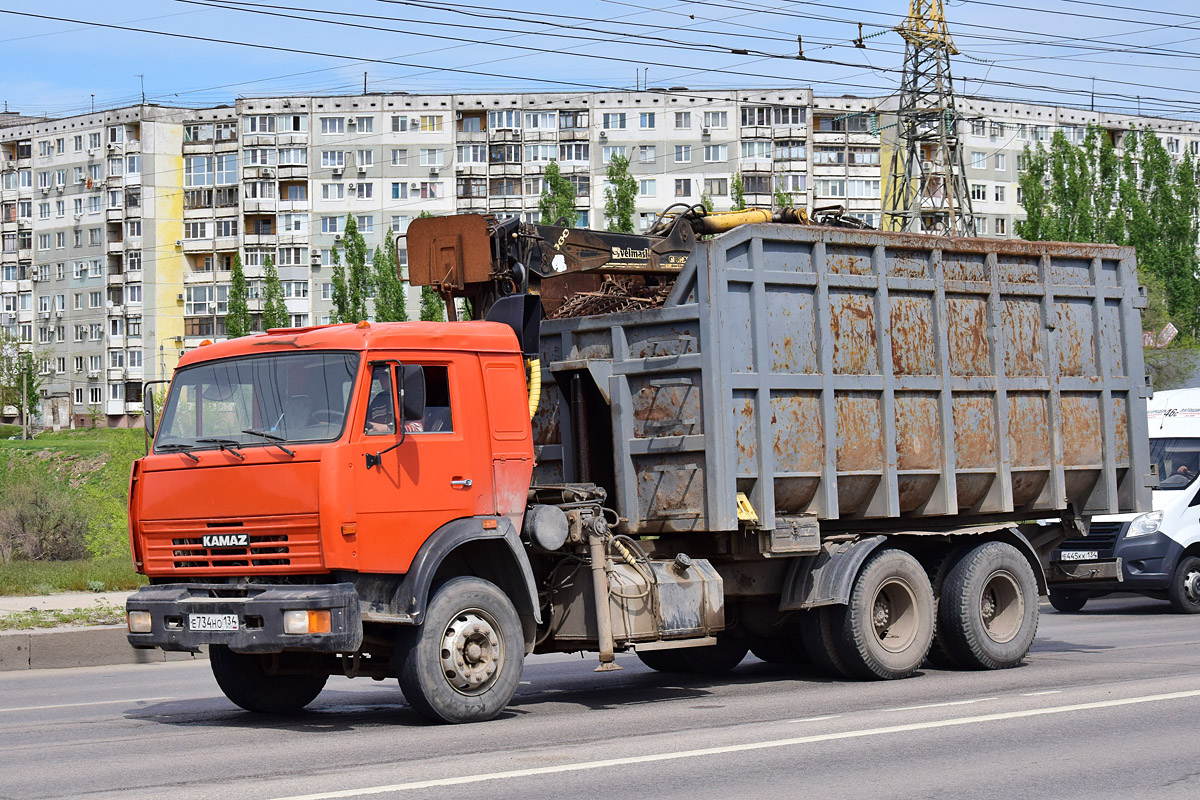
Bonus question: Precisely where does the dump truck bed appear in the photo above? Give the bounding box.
[532,223,1151,535]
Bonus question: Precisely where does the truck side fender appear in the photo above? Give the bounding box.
[393,516,542,629]
[995,527,1050,596]
[778,535,887,611]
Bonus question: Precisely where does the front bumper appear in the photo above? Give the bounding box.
[1045,557,1123,585]
[126,583,363,654]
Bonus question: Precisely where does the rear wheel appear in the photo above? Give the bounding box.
[636,648,692,673]
[833,549,935,680]
[1167,555,1200,614]
[1048,590,1088,613]
[681,639,748,674]
[799,607,852,678]
[209,646,328,713]
[395,577,524,724]
[939,542,1039,670]
[749,630,809,664]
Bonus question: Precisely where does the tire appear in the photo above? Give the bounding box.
[1167,555,1200,614]
[209,646,328,713]
[940,542,1040,670]
[636,648,693,673]
[749,631,809,664]
[1048,589,1088,613]
[681,638,748,674]
[799,607,852,678]
[833,549,935,680]
[396,577,524,724]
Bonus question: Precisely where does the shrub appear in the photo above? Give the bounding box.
[0,468,89,562]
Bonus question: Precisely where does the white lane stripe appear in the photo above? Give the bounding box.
[0,696,175,713]
[1022,690,1062,696]
[267,689,1200,800]
[888,697,998,712]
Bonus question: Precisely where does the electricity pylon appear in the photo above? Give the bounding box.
[883,0,976,236]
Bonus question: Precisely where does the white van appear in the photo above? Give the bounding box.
[1050,387,1200,613]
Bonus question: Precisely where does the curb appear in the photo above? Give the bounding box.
[0,626,207,671]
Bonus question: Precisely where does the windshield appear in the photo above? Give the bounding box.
[155,351,359,449]
[1151,437,1200,490]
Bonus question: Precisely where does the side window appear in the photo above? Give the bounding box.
[364,365,395,435]
[408,365,453,433]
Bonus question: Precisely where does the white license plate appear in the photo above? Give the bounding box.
[1059,550,1099,561]
[189,613,239,632]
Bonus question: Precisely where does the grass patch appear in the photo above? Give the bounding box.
[0,557,146,596]
[0,424,21,439]
[0,603,126,630]
[0,427,144,457]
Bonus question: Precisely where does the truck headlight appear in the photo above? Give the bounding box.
[127,611,152,633]
[283,609,332,634]
[1126,511,1163,538]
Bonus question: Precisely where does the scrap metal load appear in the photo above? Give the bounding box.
[405,205,861,319]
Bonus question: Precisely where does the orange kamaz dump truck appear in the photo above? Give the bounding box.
[127,209,1151,723]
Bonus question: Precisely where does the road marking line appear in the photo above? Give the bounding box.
[889,697,998,712]
[1022,690,1061,696]
[778,715,840,724]
[0,696,175,713]
[267,689,1200,800]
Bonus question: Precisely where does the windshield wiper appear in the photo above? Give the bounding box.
[195,437,246,460]
[156,443,200,462]
[241,429,296,457]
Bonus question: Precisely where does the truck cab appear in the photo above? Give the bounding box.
[1050,388,1200,613]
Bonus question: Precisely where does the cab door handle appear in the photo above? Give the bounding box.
[451,478,473,488]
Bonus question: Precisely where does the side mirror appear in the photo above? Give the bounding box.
[143,385,156,438]
[400,364,426,422]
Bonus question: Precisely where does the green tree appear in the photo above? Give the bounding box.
[774,186,793,210]
[0,334,43,429]
[371,227,407,322]
[603,154,637,233]
[731,172,746,211]
[539,160,578,226]
[343,213,371,323]
[1016,124,1200,388]
[419,286,445,321]
[700,192,714,213]
[260,255,290,330]
[224,253,252,338]
[329,244,349,324]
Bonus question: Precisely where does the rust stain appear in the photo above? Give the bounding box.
[772,392,824,473]
[947,295,991,376]
[1059,393,1102,466]
[895,393,940,470]
[897,474,939,513]
[1011,470,1049,506]
[836,392,883,472]
[890,293,936,376]
[886,249,930,279]
[953,393,996,468]
[831,291,878,375]
[1001,298,1046,377]
[631,379,701,438]
[1113,396,1130,466]
[943,252,988,282]
[1055,300,1097,378]
[1007,392,1051,467]
[998,255,1040,283]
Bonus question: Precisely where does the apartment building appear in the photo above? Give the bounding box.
[3,88,1199,428]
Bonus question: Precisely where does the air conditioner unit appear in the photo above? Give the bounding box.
[357,165,367,174]
[347,182,357,190]
[40,186,49,194]
[429,168,440,177]
[87,148,97,156]
[54,310,62,318]
[410,182,421,190]
[334,234,343,242]
[106,143,117,151]
[176,293,184,301]
[73,213,82,220]
[29,273,40,282]
[55,185,64,193]
[347,118,357,127]
[40,311,49,319]
[310,252,321,265]
[174,240,182,247]
[260,168,274,178]
[332,169,343,178]
[598,130,608,139]
[87,370,99,378]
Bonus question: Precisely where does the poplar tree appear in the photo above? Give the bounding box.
[343,213,370,323]
[260,255,290,330]
[603,154,637,233]
[371,227,407,322]
[224,254,251,338]
[731,172,746,211]
[539,161,577,226]
[329,244,349,324]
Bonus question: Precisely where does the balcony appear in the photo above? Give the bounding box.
[243,233,277,246]
[740,125,772,139]
[105,207,124,222]
[277,165,307,180]
[457,131,486,143]
[277,133,307,147]
[455,164,486,177]
[214,235,239,252]
[773,125,807,139]
[489,163,522,178]
[124,401,144,414]
[278,199,310,213]
[243,198,277,213]
[106,239,125,254]
[487,197,524,211]
[181,238,213,253]
[488,129,522,143]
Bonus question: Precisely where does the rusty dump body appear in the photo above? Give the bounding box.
[533,224,1152,535]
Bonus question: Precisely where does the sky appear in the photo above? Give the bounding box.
[1,1,1199,120]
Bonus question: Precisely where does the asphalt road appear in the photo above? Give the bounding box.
[3,594,1200,800]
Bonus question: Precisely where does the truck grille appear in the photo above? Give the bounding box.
[1058,520,1124,557]
[140,514,324,575]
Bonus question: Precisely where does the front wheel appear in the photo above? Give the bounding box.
[939,542,1039,670]
[1167,555,1200,614]
[833,549,935,680]
[396,577,524,724]
[1048,589,1088,613]
[209,646,328,713]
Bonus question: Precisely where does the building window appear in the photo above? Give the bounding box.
[674,111,691,129]
[638,179,656,196]
[419,115,443,133]
[971,152,986,169]
[994,217,1007,235]
[639,112,655,129]
[320,117,345,135]
[740,107,770,127]
[638,145,656,164]
[703,111,728,129]
[971,184,986,201]
[674,145,691,163]
[703,145,727,162]
[703,177,728,196]
[674,178,692,197]
[419,149,443,167]
[994,185,1006,202]
[602,113,626,130]
[354,116,373,133]
[994,153,1007,171]
[773,107,805,126]
[602,146,627,163]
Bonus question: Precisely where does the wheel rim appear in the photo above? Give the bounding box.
[439,608,504,696]
[1184,570,1200,605]
[979,569,1023,644]
[871,577,919,653]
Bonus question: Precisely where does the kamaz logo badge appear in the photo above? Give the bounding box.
[611,246,650,261]
[202,533,249,548]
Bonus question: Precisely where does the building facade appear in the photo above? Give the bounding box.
[2,89,1198,427]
